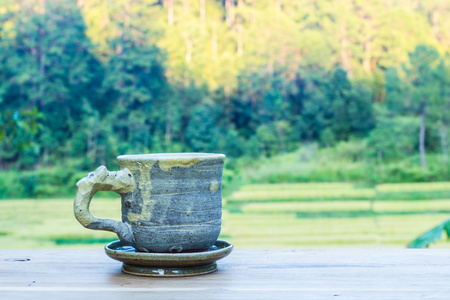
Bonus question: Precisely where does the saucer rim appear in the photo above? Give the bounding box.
[104,239,233,266]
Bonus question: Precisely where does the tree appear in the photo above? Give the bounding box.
[0,0,103,167]
[0,108,43,168]
[0,0,449,174]
[102,37,171,155]
[403,44,441,169]
[384,67,408,114]
[367,110,418,163]
[186,103,219,152]
[430,58,450,163]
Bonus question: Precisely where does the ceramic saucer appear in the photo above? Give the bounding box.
[105,240,233,277]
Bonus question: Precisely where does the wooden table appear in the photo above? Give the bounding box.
[1,249,449,299]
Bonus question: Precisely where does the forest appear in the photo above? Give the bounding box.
[0,0,449,198]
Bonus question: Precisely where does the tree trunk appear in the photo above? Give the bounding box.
[38,47,45,107]
[165,0,174,26]
[363,18,372,74]
[165,109,172,147]
[87,133,92,158]
[250,0,255,25]
[169,0,174,26]
[363,39,371,73]
[275,0,281,11]
[39,0,46,14]
[340,25,353,77]
[183,32,192,63]
[225,0,235,27]
[200,0,205,28]
[385,0,392,9]
[419,109,427,169]
[377,149,383,164]
[237,16,243,55]
[87,131,98,162]
[267,58,273,75]
[93,132,98,163]
[432,8,439,41]
[125,0,130,29]
[37,0,46,108]
[43,147,49,164]
[439,126,448,162]
[279,43,286,66]
[236,0,244,55]
[211,22,217,53]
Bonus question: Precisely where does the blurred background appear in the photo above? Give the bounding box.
[0,0,449,249]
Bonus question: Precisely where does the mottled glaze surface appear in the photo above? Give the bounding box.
[74,153,225,253]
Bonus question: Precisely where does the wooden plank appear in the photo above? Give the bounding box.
[1,249,450,299]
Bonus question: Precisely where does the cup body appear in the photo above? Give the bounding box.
[116,153,225,252]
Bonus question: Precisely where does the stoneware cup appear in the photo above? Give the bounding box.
[74,153,225,253]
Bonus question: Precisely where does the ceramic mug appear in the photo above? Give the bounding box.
[74,153,225,252]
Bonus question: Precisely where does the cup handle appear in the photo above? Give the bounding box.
[74,165,136,245]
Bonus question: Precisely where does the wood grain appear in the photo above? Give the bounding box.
[1,249,450,299]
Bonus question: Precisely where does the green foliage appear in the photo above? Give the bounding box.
[408,219,450,248]
[0,0,448,199]
[186,103,219,152]
[367,111,419,162]
[0,108,43,166]
[0,165,87,199]
[218,126,244,158]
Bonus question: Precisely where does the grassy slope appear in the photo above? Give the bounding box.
[1,182,450,249]
[0,198,122,249]
[221,182,450,249]
[237,143,449,185]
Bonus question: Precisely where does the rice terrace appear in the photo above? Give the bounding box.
[1,181,450,250]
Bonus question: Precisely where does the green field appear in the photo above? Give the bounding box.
[1,182,450,249]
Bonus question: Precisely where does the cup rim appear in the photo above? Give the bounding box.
[117,153,225,162]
